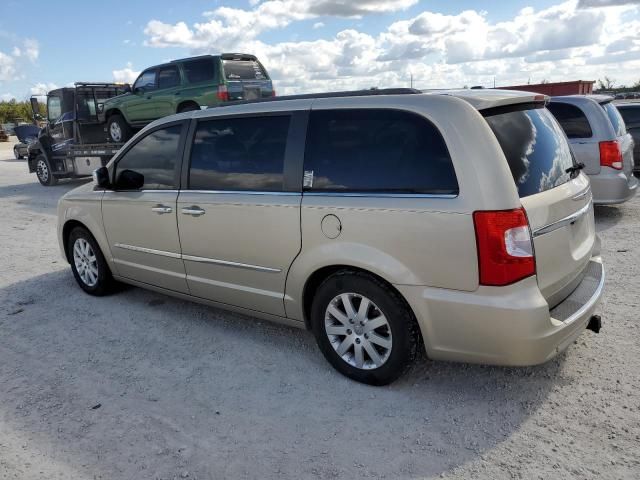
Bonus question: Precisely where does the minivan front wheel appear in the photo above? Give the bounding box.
[107,114,132,143]
[68,227,114,296]
[311,271,420,385]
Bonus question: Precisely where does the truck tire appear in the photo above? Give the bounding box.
[35,155,58,186]
[107,114,132,143]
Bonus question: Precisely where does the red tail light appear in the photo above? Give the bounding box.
[216,84,229,102]
[271,89,276,97]
[473,208,535,286]
[599,140,623,170]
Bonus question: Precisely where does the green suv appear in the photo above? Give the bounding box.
[99,53,274,143]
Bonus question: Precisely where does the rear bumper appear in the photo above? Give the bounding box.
[397,257,604,366]
[590,171,638,205]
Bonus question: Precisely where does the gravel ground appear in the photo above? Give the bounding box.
[0,138,639,480]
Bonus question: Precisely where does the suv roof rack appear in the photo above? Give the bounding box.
[213,88,422,108]
[74,82,129,88]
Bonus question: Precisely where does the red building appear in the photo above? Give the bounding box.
[497,80,594,96]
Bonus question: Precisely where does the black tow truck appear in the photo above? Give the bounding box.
[28,82,130,186]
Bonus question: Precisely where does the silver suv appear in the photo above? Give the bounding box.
[547,95,637,204]
[57,89,605,385]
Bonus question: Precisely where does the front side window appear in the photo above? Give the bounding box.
[182,59,215,84]
[547,103,592,138]
[115,124,182,189]
[602,102,626,137]
[158,67,180,89]
[189,115,290,191]
[303,109,458,194]
[134,70,157,91]
[485,106,574,198]
[47,96,62,122]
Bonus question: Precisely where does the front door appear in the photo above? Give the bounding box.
[177,113,303,316]
[127,69,158,123]
[102,121,188,293]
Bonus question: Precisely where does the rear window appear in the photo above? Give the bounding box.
[222,60,268,80]
[484,106,574,198]
[602,102,627,136]
[546,102,592,138]
[183,59,215,84]
[304,109,458,194]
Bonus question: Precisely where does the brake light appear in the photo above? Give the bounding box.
[271,89,276,97]
[217,84,229,102]
[473,208,535,286]
[599,140,623,170]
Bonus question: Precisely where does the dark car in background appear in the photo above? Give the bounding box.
[99,53,275,143]
[614,101,640,175]
[13,125,40,159]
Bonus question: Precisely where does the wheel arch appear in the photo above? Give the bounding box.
[176,100,200,113]
[300,264,418,333]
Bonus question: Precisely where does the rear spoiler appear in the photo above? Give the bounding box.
[221,53,257,61]
[481,99,548,118]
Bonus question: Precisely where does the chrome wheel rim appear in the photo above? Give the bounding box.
[325,293,392,370]
[36,159,49,183]
[109,122,122,142]
[73,238,99,287]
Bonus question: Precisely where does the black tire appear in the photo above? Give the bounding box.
[14,147,21,159]
[177,102,200,113]
[310,271,420,386]
[68,227,115,296]
[35,155,57,186]
[107,114,133,143]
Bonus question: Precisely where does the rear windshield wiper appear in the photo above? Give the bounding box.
[565,162,585,178]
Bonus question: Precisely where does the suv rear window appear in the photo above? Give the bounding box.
[602,102,626,136]
[484,106,574,198]
[547,102,592,138]
[183,59,215,84]
[222,60,268,80]
[617,106,640,125]
[304,109,458,194]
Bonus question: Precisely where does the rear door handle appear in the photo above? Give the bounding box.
[151,205,173,214]
[181,206,205,217]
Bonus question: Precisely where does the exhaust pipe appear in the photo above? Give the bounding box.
[587,315,601,333]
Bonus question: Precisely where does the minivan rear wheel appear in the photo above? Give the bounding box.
[310,271,420,385]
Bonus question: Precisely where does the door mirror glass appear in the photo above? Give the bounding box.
[115,169,144,190]
[30,97,40,117]
[92,166,111,188]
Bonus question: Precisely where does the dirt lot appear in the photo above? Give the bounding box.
[0,138,639,480]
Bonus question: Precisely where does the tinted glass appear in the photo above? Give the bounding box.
[485,107,574,198]
[75,93,97,121]
[304,109,457,194]
[158,67,180,89]
[134,71,156,90]
[602,103,627,136]
[116,125,182,189]
[222,60,268,80]
[47,96,62,122]
[617,106,640,125]
[189,116,289,191]
[547,103,592,138]
[183,59,215,84]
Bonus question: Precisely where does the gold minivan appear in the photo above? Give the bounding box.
[57,88,605,385]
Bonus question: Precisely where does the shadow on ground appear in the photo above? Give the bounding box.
[0,269,570,479]
[594,205,624,233]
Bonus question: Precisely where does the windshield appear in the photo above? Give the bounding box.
[602,102,626,137]
[222,60,268,80]
[484,106,574,198]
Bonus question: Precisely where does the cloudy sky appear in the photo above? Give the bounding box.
[1,0,639,100]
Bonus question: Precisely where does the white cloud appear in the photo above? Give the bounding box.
[141,0,640,93]
[313,22,325,29]
[113,62,140,84]
[0,51,17,81]
[30,82,58,95]
[23,39,39,62]
[0,92,16,101]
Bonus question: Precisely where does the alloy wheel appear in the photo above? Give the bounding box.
[324,292,393,370]
[73,238,99,287]
[109,122,122,142]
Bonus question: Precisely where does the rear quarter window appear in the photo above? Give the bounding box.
[484,106,574,198]
[602,102,627,136]
[182,59,216,84]
[547,102,592,138]
[304,109,458,195]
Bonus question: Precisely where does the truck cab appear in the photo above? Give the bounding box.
[28,83,130,186]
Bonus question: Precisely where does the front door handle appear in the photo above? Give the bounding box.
[181,206,206,217]
[151,205,173,214]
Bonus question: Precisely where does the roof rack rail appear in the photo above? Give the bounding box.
[74,82,129,88]
[210,87,422,108]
